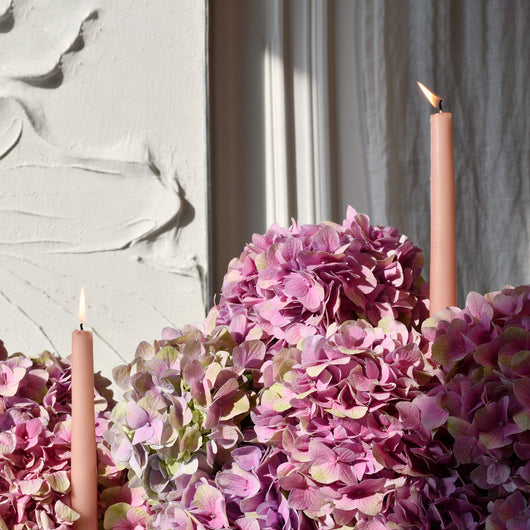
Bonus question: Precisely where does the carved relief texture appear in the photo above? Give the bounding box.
[0,0,208,377]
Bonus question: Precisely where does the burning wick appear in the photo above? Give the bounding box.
[79,286,86,331]
[417,81,444,112]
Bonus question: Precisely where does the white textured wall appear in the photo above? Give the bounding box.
[0,0,208,378]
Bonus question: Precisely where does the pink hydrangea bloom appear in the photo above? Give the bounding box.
[421,285,530,527]
[216,445,314,529]
[0,345,150,528]
[107,325,259,506]
[103,201,528,530]
[251,317,443,527]
[211,208,428,355]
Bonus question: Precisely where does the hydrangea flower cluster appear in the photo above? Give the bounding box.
[105,207,529,529]
[421,285,530,527]
[0,207,519,529]
[107,324,259,508]
[251,317,444,527]
[212,207,428,352]
[145,444,314,529]
[215,444,314,530]
[0,342,145,529]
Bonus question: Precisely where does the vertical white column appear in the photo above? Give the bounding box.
[310,0,332,223]
[264,0,290,229]
[291,0,332,224]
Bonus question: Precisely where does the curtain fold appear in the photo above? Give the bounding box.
[360,0,530,304]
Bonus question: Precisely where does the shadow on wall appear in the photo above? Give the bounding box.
[0,2,98,89]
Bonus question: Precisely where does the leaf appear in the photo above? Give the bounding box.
[180,424,202,455]
[0,432,16,455]
[55,500,80,523]
[513,408,530,431]
[44,470,70,493]
[103,502,130,529]
[356,493,384,516]
[158,346,180,367]
[261,384,293,412]
[136,341,155,360]
[310,461,340,484]
[325,406,368,420]
[168,456,199,478]
[222,393,250,421]
[19,478,46,495]
[447,417,473,439]
[112,364,131,389]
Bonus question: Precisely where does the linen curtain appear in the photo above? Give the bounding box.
[359,0,530,305]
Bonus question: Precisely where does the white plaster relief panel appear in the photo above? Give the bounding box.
[0,0,208,379]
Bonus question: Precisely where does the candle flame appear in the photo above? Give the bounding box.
[417,81,443,110]
[78,286,86,323]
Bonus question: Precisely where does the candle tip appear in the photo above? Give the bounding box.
[417,81,444,111]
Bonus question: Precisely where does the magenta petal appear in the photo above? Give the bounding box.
[396,402,421,429]
[214,378,239,401]
[131,424,154,445]
[415,394,449,430]
[204,403,222,430]
[233,341,265,368]
[513,378,530,407]
[25,418,43,438]
[487,460,511,485]
[498,491,527,519]
[284,275,323,311]
[217,469,260,497]
[125,403,148,429]
[150,419,164,444]
[284,323,316,345]
[232,446,262,471]
[284,276,310,299]
[287,488,309,510]
[301,285,324,312]
[315,224,341,252]
[256,298,290,326]
[183,359,204,385]
[113,438,133,461]
[453,436,482,464]
[288,487,324,514]
[161,327,181,340]
[465,291,494,320]
[308,441,335,462]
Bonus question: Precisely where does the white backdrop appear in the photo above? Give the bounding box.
[0,0,208,378]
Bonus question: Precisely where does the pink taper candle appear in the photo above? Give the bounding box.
[71,286,98,529]
[418,82,457,316]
